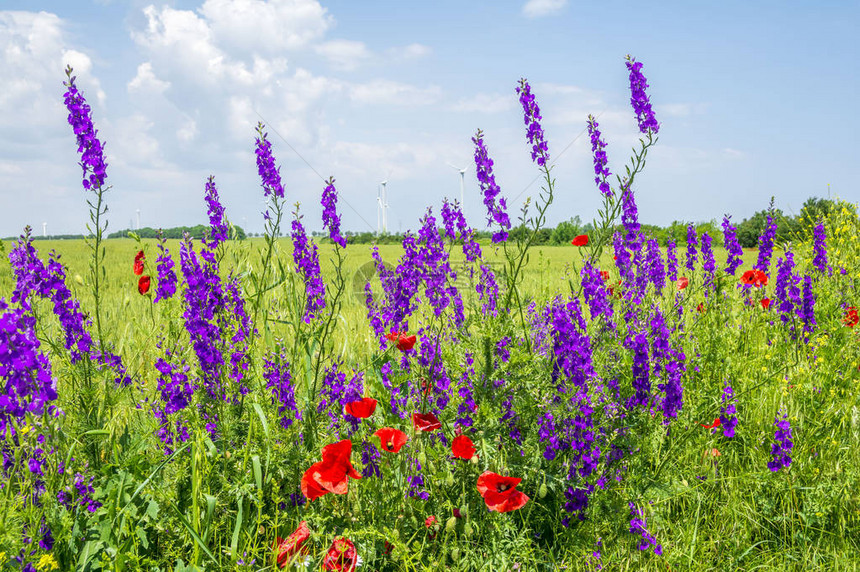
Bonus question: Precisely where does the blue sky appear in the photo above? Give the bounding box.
[1,0,857,237]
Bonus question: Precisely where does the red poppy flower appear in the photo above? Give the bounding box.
[387,331,417,351]
[761,298,771,310]
[133,250,145,275]
[600,270,610,281]
[322,537,357,572]
[696,303,705,314]
[701,417,721,429]
[677,277,689,290]
[451,434,476,460]
[476,471,529,513]
[373,427,408,453]
[276,521,310,568]
[344,397,377,419]
[571,234,589,247]
[741,269,768,287]
[301,440,361,501]
[424,515,437,528]
[844,306,859,328]
[138,275,151,295]
[412,412,441,432]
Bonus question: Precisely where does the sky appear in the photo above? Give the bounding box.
[1,0,858,238]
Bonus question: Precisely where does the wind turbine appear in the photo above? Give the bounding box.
[42,222,47,237]
[447,162,467,215]
[377,170,392,235]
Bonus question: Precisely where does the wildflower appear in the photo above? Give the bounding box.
[625,56,659,134]
[254,123,286,199]
[754,215,777,273]
[323,537,357,572]
[291,209,325,323]
[701,233,716,293]
[204,176,228,248]
[301,440,362,501]
[472,129,511,243]
[425,515,437,528]
[685,225,698,272]
[138,275,151,295]
[477,471,529,513]
[676,277,689,290]
[264,353,300,430]
[322,177,347,248]
[452,434,476,459]
[812,222,830,275]
[761,298,771,310]
[361,439,381,478]
[36,554,59,571]
[767,411,793,472]
[276,521,310,568]
[800,275,816,334]
[571,234,589,247]
[696,303,705,314]
[719,383,738,438]
[645,239,666,294]
[741,269,768,288]
[701,417,721,430]
[666,239,678,282]
[413,412,441,432]
[374,427,408,453]
[344,397,377,419]
[386,331,417,352]
[63,66,108,190]
[844,306,859,327]
[133,251,145,275]
[628,502,662,555]
[775,254,801,327]
[722,215,744,275]
[516,79,550,167]
[154,236,177,303]
[476,263,499,316]
[587,115,612,197]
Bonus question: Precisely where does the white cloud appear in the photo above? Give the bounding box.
[198,0,332,54]
[452,93,514,114]
[316,39,372,71]
[348,79,441,106]
[390,43,431,60]
[522,0,568,18]
[128,62,170,94]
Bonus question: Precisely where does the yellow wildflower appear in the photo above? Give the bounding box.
[36,554,59,571]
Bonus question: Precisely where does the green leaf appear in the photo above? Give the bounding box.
[171,502,218,565]
[230,495,244,564]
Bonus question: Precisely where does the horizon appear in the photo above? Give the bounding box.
[1,1,857,238]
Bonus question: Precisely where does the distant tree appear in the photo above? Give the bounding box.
[550,216,583,245]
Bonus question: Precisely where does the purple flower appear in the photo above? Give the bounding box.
[621,185,642,255]
[665,239,678,282]
[613,232,633,285]
[441,199,482,262]
[204,176,229,248]
[407,457,429,500]
[701,232,716,294]
[812,222,830,275]
[800,274,816,334]
[456,353,478,429]
[580,261,615,327]
[254,122,286,199]
[628,502,662,554]
[719,383,738,438]
[63,66,108,190]
[775,253,801,327]
[685,225,698,272]
[154,234,177,303]
[625,56,659,134]
[550,297,594,393]
[517,79,550,167]
[587,115,612,197]
[755,215,777,273]
[629,331,651,407]
[722,215,744,275]
[476,263,499,317]
[768,411,793,472]
[361,439,381,478]
[646,239,666,294]
[291,210,325,323]
[496,337,511,363]
[472,130,511,243]
[322,177,347,248]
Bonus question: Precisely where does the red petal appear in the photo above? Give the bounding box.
[412,412,441,432]
[344,397,377,419]
[276,521,310,567]
[373,427,408,453]
[451,434,476,459]
[138,275,151,295]
[477,471,521,497]
[484,489,529,513]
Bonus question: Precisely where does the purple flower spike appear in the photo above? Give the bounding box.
[204,176,228,248]
[625,56,659,134]
[755,215,777,273]
[587,115,612,197]
[63,66,108,191]
[768,411,793,472]
[812,222,830,275]
[722,215,744,275]
[516,79,550,167]
[291,210,325,323]
[254,123,285,199]
[322,177,347,248]
[472,130,511,243]
[719,383,738,438]
[154,234,177,303]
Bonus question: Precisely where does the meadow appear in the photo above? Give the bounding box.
[1,60,860,572]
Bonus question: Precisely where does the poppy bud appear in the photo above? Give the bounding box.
[445,473,454,487]
[464,522,473,537]
[446,516,457,533]
[452,548,461,561]
[459,505,468,517]
[470,455,478,465]
[224,450,231,459]
[418,451,426,467]
[539,483,547,498]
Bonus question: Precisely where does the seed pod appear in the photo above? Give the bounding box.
[451,548,461,561]
[464,522,473,537]
[459,505,468,517]
[446,516,457,533]
[418,450,427,467]
[445,472,454,487]
[224,450,231,460]
[539,483,547,498]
